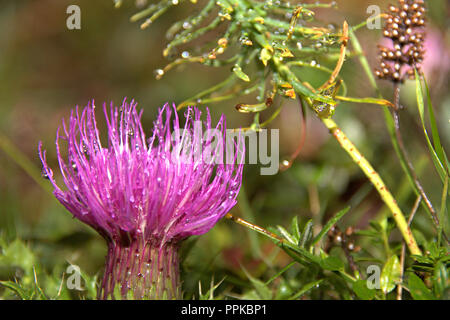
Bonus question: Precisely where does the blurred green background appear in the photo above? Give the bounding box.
[0,0,448,299]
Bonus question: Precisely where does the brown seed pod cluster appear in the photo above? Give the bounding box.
[375,0,426,82]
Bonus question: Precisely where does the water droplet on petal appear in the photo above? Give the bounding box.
[41,170,49,180]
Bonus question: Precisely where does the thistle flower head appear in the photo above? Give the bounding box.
[39,99,244,246]
[375,0,426,82]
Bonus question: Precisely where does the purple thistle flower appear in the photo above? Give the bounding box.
[39,98,244,299]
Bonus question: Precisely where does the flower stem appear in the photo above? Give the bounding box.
[350,27,447,244]
[98,239,181,300]
[321,118,422,256]
[391,84,446,242]
[273,51,422,256]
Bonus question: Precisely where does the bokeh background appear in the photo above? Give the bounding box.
[0,0,448,299]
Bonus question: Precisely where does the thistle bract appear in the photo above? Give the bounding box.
[39,99,244,299]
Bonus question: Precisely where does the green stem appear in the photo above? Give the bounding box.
[273,54,422,255]
[320,118,421,256]
[350,28,446,242]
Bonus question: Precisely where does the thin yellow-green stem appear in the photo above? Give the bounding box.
[350,27,446,242]
[274,51,422,255]
[224,213,357,282]
[321,118,422,256]
[397,195,421,300]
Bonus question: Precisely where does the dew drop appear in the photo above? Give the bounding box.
[171,0,179,4]
[182,21,192,29]
[181,51,190,59]
[154,69,164,80]
[296,42,302,50]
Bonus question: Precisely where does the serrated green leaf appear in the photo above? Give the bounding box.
[232,64,250,82]
[408,273,436,300]
[0,239,36,276]
[380,255,401,294]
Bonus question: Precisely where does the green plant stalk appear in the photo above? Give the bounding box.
[320,117,421,256]
[272,57,422,256]
[349,28,446,240]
